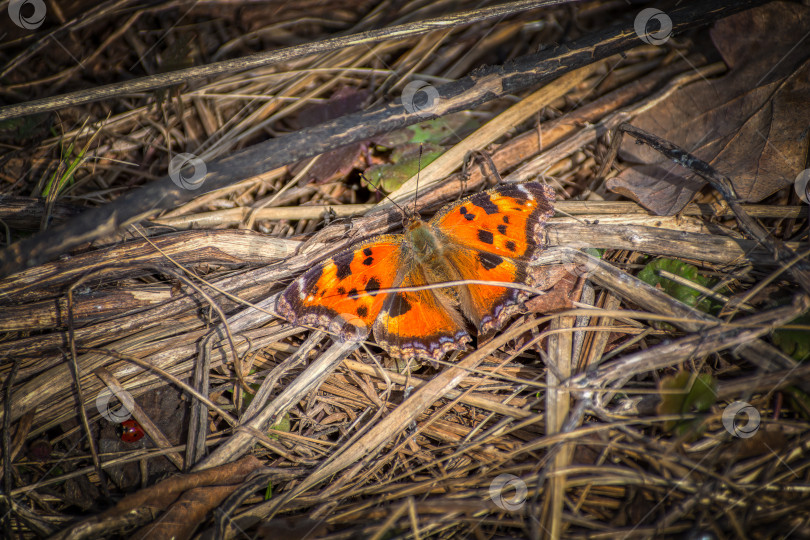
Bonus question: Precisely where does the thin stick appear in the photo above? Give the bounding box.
[0,0,564,121]
[66,278,111,498]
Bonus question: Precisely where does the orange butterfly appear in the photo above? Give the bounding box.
[277,182,555,361]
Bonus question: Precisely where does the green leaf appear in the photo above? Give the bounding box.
[267,413,291,440]
[582,247,604,260]
[40,121,100,198]
[785,386,810,420]
[657,371,717,437]
[364,144,444,193]
[374,114,480,147]
[239,383,261,409]
[264,481,273,500]
[638,258,721,313]
[772,314,810,361]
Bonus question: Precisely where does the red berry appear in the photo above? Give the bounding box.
[117,419,145,443]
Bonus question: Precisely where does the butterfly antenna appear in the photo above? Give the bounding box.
[359,171,407,218]
[413,144,423,215]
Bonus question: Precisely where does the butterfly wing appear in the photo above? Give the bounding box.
[278,182,554,360]
[277,236,401,341]
[430,182,555,334]
[372,265,471,361]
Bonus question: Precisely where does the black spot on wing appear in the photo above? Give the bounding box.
[337,287,345,295]
[357,305,368,317]
[363,257,374,266]
[363,247,372,256]
[366,277,381,296]
[348,288,359,299]
[497,224,507,234]
[334,251,354,280]
[503,216,510,224]
[470,192,499,215]
[506,240,517,252]
[459,206,475,221]
[478,252,503,270]
[477,229,494,244]
[389,294,412,317]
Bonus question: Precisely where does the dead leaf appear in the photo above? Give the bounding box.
[295,143,368,186]
[294,87,370,128]
[609,2,810,215]
[291,87,371,185]
[525,265,578,313]
[97,455,263,520]
[719,424,788,460]
[131,484,239,540]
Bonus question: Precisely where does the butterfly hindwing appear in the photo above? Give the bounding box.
[442,246,530,334]
[373,268,471,361]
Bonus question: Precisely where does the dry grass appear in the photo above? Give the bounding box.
[1,0,809,538]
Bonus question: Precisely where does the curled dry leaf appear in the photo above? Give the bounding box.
[131,484,240,540]
[609,1,810,215]
[99,456,262,522]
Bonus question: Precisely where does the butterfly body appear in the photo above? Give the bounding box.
[278,182,555,361]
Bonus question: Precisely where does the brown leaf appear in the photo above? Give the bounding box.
[97,455,263,520]
[609,2,810,215]
[525,265,579,313]
[719,424,788,460]
[291,87,371,185]
[294,87,370,128]
[295,143,367,186]
[131,484,239,540]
